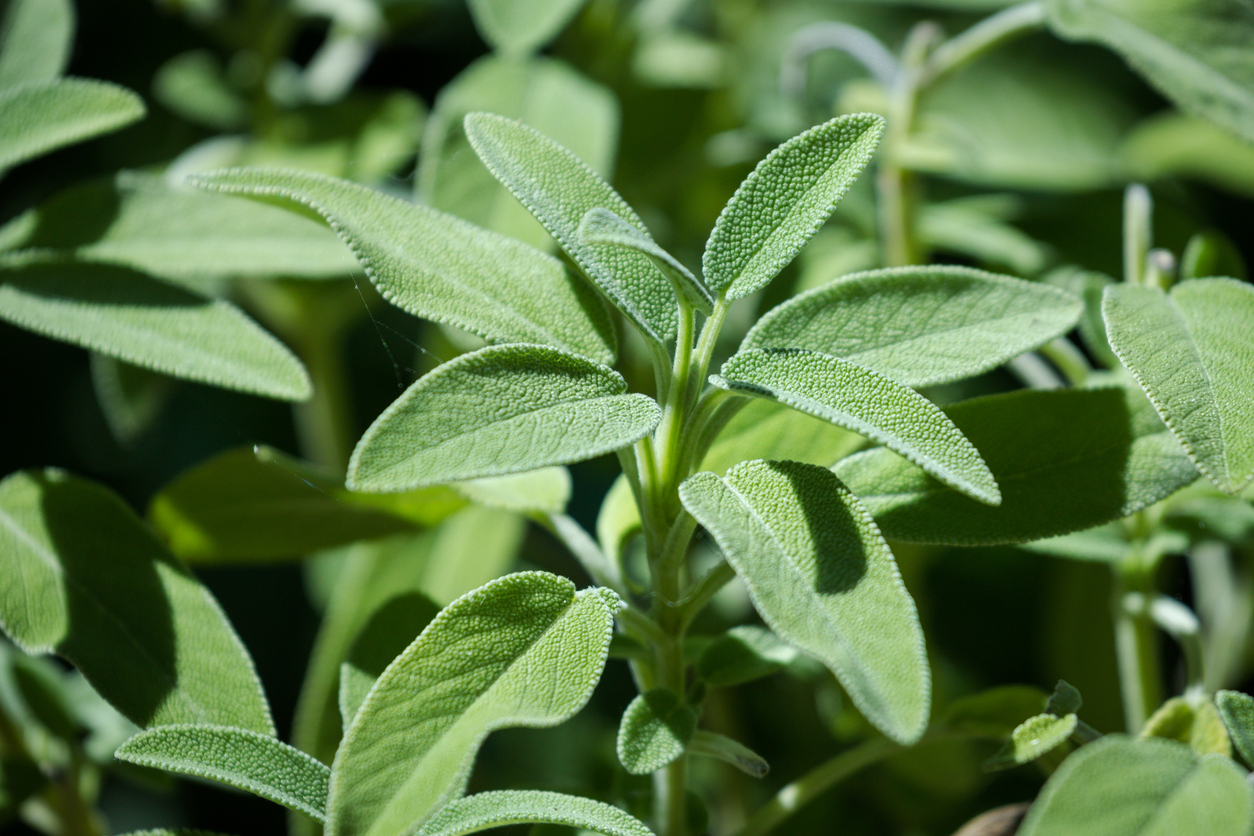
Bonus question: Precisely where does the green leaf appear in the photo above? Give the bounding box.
[715,349,1000,505]
[466,0,589,54]
[1045,267,1119,369]
[679,460,930,744]
[702,113,883,299]
[90,354,175,446]
[0,172,357,283]
[347,344,660,492]
[596,474,640,569]
[943,685,1052,738]
[0,0,73,88]
[1021,523,1137,563]
[115,725,330,822]
[917,197,1050,275]
[0,259,311,401]
[1046,680,1085,716]
[0,470,273,733]
[1121,112,1254,199]
[687,730,769,778]
[0,78,144,171]
[1017,736,1254,836]
[1046,0,1254,143]
[834,386,1201,545]
[325,572,620,836]
[984,713,1077,771]
[617,689,697,775]
[463,112,677,343]
[579,207,713,314]
[1104,278,1254,494]
[338,592,440,732]
[743,266,1083,387]
[699,399,864,477]
[1142,697,1232,757]
[1216,690,1254,767]
[450,468,571,515]
[188,167,615,365]
[412,790,655,836]
[418,55,617,252]
[695,625,799,687]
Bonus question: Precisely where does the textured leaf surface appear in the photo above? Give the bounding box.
[0,172,356,282]
[834,386,1200,545]
[579,207,713,314]
[1017,736,1254,836]
[413,791,655,836]
[0,0,73,88]
[348,344,659,491]
[702,114,883,299]
[743,266,1083,387]
[450,468,571,515]
[464,113,677,343]
[325,572,620,836]
[699,399,863,477]
[1047,0,1254,143]
[1216,690,1254,767]
[189,168,614,364]
[617,689,696,775]
[1142,697,1232,757]
[338,592,440,732]
[0,259,310,401]
[679,460,929,744]
[115,725,330,821]
[467,0,588,54]
[0,470,273,733]
[984,713,1077,771]
[715,349,999,505]
[696,625,798,687]
[0,79,144,170]
[1104,278,1254,494]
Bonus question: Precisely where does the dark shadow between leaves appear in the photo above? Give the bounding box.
[3,260,214,308]
[346,591,441,683]
[768,459,867,596]
[5,174,122,250]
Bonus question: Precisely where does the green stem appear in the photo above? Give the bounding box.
[654,305,697,493]
[1037,337,1091,387]
[678,560,736,631]
[293,326,355,472]
[918,1,1046,87]
[1112,547,1162,732]
[1123,184,1153,287]
[1145,594,1206,699]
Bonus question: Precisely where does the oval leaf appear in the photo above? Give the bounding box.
[1216,690,1254,767]
[450,467,571,515]
[0,78,144,171]
[616,689,697,776]
[715,348,1000,505]
[702,113,883,300]
[1104,278,1254,494]
[579,207,713,314]
[983,713,1078,771]
[0,470,273,733]
[115,725,330,822]
[0,259,311,401]
[325,572,621,836]
[695,625,798,688]
[467,0,589,54]
[0,0,73,88]
[188,167,614,365]
[413,790,655,836]
[743,266,1083,387]
[679,460,930,744]
[348,344,660,492]
[463,112,677,343]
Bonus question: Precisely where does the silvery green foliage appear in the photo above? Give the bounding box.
[0,78,143,171]
[1216,690,1254,767]
[466,0,590,56]
[617,689,697,775]
[412,790,654,836]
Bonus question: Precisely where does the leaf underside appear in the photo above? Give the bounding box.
[413,790,655,836]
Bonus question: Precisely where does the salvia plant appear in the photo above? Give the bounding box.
[2,0,1254,835]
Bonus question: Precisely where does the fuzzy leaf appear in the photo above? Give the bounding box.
[1216,690,1254,767]
[0,259,311,401]
[115,725,330,821]
[695,625,798,687]
[715,349,999,505]
[450,468,571,515]
[1047,0,1254,143]
[1016,736,1254,836]
[834,386,1200,545]
[0,0,73,88]
[467,0,589,54]
[743,266,1083,387]
[348,344,659,492]
[984,713,1078,771]
[1142,697,1232,757]
[1104,278,1254,494]
[579,207,713,314]
[325,572,620,836]
[617,689,697,775]
[702,114,883,299]
[699,399,864,477]
[0,78,144,171]
[0,470,273,733]
[679,460,930,744]
[688,730,769,778]
[189,167,614,364]
[339,592,441,732]
[463,112,677,343]
[413,790,655,836]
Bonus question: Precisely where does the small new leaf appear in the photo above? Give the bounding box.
[617,689,697,775]
[413,790,655,836]
[579,207,714,314]
[696,625,798,687]
[983,713,1077,772]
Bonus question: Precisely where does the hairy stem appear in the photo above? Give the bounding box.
[918,0,1046,87]
[1113,547,1162,732]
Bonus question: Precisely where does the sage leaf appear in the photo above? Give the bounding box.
[450,468,571,515]
[412,790,655,836]
[617,689,697,775]
[695,625,798,687]
[1046,0,1254,143]
[834,386,1201,545]
[1142,697,1232,757]
[90,354,174,445]
[0,259,311,401]
[419,55,617,252]
[983,713,1077,771]
[189,167,614,365]
[1016,736,1254,836]
[942,685,1052,739]
[1216,690,1254,767]
[679,460,930,744]
[702,113,883,300]
[347,344,660,492]
[579,207,714,314]
[743,266,1083,387]
[463,112,678,343]
[0,78,144,171]
[688,730,769,778]
[715,349,1000,505]
[0,470,274,733]
[467,0,589,55]
[339,592,440,732]
[325,572,621,836]
[1104,278,1254,494]
[699,399,864,477]
[0,0,73,88]
[115,725,330,822]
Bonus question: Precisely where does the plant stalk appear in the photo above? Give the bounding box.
[1112,548,1163,732]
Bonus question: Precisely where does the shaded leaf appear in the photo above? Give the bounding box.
[0,79,144,171]
[0,0,73,88]
[0,470,273,733]
[467,0,589,54]
[579,207,713,314]
[596,474,640,569]
[699,399,864,477]
[695,625,799,687]
[115,725,330,821]
[413,790,655,836]
[617,689,697,775]
[943,685,1052,739]
[715,349,999,505]
[688,730,769,778]
[348,344,660,492]
[1216,690,1254,767]
[325,572,620,836]
[338,592,440,732]
[90,354,175,446]
[450,468,571,515]
[679,460,929,744]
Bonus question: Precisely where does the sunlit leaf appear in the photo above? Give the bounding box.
[699,399,864,477]
[450,468,571,515]
[1216,690,1254,767]
[596,474,640,569]
[0,79,143,171]
[983,713,1077,771]
[1142,697,1231,757]
[338,592,440,733]
[0,0,73,88]
[413,791,655,836]
[467,0,589,55]
[579,207,713,314]
[617,689,696,775]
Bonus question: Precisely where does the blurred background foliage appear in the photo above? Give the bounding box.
[2,0,1253,834]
